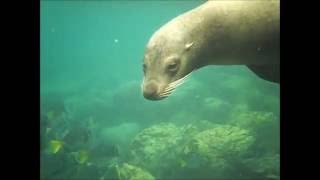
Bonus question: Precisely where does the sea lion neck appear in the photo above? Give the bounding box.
[177,1,280,66]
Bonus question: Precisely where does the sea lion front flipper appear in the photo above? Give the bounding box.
[246,64,280,83]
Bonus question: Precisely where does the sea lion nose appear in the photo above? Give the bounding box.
[143,81,159,100]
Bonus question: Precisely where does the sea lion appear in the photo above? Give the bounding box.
[142,0,280,100]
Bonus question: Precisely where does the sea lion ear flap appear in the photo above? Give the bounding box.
[185,42,194,51]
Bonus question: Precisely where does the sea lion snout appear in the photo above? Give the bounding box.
[143,81,160,100]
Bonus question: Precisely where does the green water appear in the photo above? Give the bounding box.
[40,1,280,179]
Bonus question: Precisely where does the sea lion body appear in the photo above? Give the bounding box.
[142,0,280,100]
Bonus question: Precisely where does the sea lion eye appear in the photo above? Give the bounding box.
[167,62,178,72]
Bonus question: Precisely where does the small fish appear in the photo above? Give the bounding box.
[46,128,52,135]
[49,140,64,154]
[46,110,65,121]
[72,150,89,165]
[46,111,56,120]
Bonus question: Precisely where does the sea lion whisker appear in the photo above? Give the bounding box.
[169,73,191,87]
[168,78,185,87]
[160,88,174,95]
[166,83,179,90]
[159,94,169,98]
[165,79,187,93]
[160,91,171,96]
[166,83,177,90]
[159,89,175,96]
[159,92,172,97]
[165,83,178,90]
[162,87,174,93]
[169,79,183,87]
[159,92,171,96]
[170,79,185,89]
[164,73,191,95]
[171,74,187,84]
[164,87,176,92]
[182,73,191,80]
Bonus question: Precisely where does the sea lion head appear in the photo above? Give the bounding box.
[141,27,196,101]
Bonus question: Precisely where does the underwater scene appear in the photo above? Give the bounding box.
[40,1,280,180]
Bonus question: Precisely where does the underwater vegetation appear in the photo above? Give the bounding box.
[40,1,279,179]
[40,68,279,179]
[130,123,184,176]
[128,122,257,179]
[113,163,155,180]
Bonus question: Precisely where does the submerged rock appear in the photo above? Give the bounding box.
[184,125,255,171]
[230,110,278,133]
[241,153,280,179]
[130,123,183,174]
[117,163,155,180]
[230,110,279,154]
[129,122,256,179]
